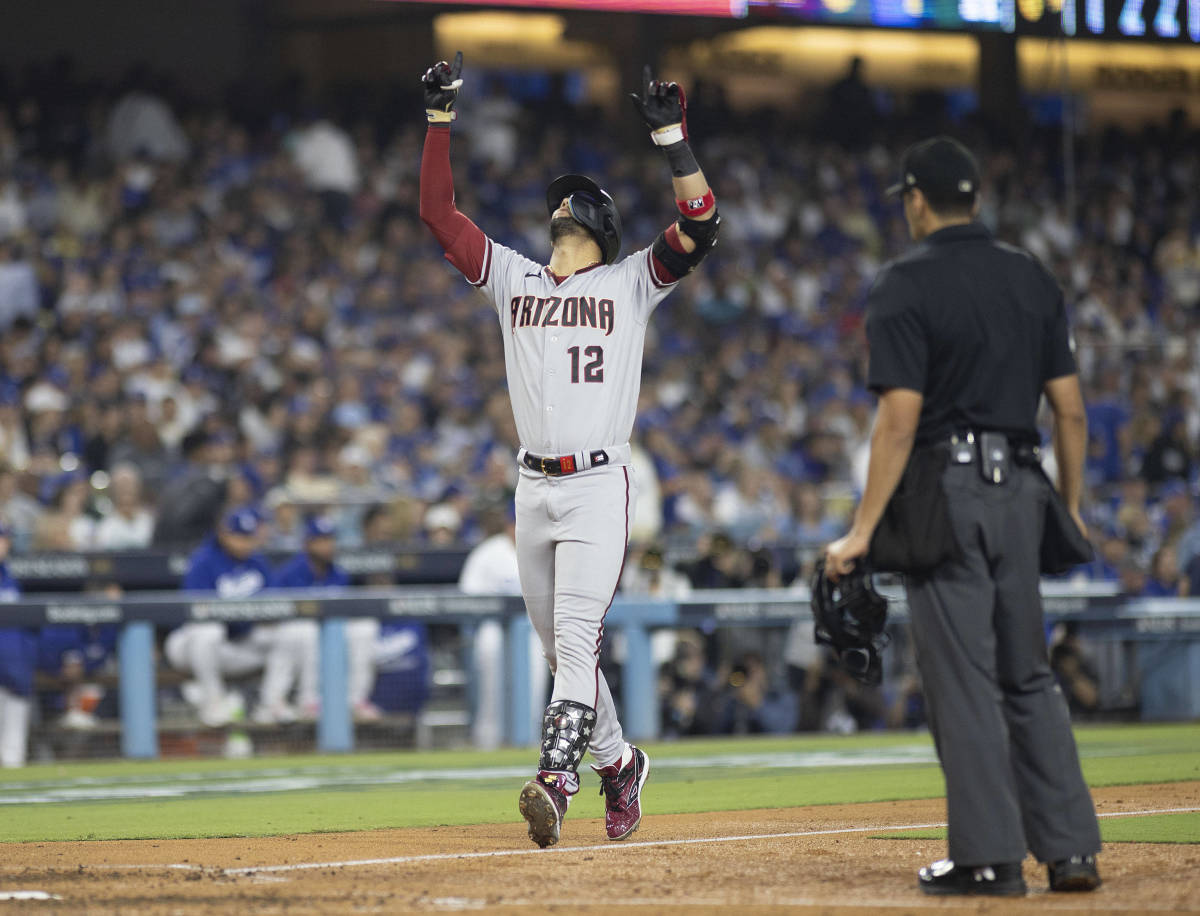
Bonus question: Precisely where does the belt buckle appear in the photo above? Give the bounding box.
[540,456,553,476]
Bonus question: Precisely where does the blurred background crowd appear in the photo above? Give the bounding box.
[1,53,1197,745]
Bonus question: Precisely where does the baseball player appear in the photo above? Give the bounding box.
[421,53,719,847]
[270,516,382,722]
[166,508,292,727]
[0,521,35,767]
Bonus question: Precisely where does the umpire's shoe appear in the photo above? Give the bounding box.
[592,745,649,841]
[519,770,575,848]
[918,859,1027,896]
[1048,855,1101,892]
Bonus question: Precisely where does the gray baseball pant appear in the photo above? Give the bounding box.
[906,461,1101,866]
[515,464,635,769]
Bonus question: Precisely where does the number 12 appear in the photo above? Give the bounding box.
[568,346,604,383]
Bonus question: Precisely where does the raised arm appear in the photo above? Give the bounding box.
[630,66,720,281]
[419,52,491,285]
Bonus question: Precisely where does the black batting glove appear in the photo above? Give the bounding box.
[422,51,463,124]
[629,64,688,146]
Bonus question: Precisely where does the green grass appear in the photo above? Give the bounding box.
[0,722,1195,844]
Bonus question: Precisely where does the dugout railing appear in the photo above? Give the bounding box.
[5,582,1200,759]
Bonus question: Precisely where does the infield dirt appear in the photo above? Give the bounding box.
[1,781,1197,914]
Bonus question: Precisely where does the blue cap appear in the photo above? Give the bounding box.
[304,515,337,540]
[223,507,261,535]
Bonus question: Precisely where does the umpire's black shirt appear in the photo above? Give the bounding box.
[865,222,1076,446]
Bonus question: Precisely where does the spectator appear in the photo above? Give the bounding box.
[0,241,37,332]
[287,112,359,229]
[423,502,462,547]
[696,651,796,735]
[32,475,94,552]
[1118,558,1148,597]
[657,629,714,738]
[152,431,231,547]
[683,531,748,589]
[0,464,41,554]
[621,543,692,599]
[263,487,304,552]
[1144,545,1181,597]
[92,463,155,550]
[1141,416,1193,487]
[106,81,189,162]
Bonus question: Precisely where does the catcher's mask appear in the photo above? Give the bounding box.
[546,174,622,265]
[810,558,889,685]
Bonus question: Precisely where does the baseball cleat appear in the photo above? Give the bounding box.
[593,745,649,841]
[519,771,572,848]
[918,859,1026,896]
[1048,855,1101,892]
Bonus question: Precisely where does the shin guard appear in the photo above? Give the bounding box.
[538,699,596,772]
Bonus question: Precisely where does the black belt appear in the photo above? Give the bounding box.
[947,431,1041,484]
[948,431,1041,463]
[522,449,610,477]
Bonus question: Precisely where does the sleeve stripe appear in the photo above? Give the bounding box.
[471,237,493,287]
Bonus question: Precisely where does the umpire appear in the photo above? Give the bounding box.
[824,136,1101,896]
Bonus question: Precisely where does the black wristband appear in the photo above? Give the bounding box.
[661,140,699,178]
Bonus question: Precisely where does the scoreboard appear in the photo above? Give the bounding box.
[1017,0,1200,40]
[748,0,1015,30]
[388,0,1200,39]
[748,0,1200,38]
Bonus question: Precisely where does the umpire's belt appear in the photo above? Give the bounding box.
[947,430,1041,485]
[518,445,627,477]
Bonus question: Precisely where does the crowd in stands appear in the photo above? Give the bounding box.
[1,58,1199,744]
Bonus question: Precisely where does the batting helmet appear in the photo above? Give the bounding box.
[546,174,622,265]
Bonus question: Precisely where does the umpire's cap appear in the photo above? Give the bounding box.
[546,174,622,265]
[886,136,980,206]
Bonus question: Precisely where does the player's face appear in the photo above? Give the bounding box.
[550,214,591,246]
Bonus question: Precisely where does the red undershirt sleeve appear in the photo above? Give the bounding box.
[419,125,491,286]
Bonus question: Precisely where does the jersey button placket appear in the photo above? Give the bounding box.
[540,327,555,451]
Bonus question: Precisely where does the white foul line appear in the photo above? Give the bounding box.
[209,804,1200,877]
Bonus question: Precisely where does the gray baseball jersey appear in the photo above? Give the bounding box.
[471,240,677,460]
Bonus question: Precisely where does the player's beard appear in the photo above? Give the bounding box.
[550,216,592,247]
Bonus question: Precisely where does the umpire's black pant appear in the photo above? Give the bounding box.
[906,460,1102,866]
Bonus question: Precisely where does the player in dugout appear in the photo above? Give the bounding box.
[420,53,719,848]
